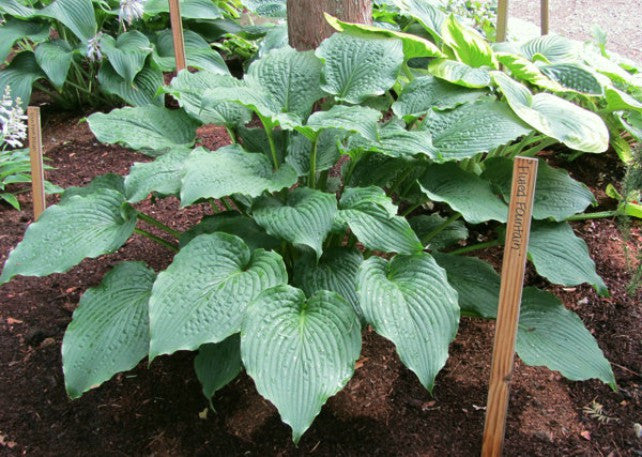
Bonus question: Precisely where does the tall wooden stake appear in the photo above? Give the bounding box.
[169,0,187,72]
[496,0,509,42]
[27,106,46,221]
[541,0,550,35]
[481,157,538,457]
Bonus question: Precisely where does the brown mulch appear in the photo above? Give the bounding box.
[0,110,640,456]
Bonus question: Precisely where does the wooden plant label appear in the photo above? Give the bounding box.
[27,106,46,221]
[541,0,550,35]
[481,157,538,457]
[169,0,187,72]
[496,0,509,42]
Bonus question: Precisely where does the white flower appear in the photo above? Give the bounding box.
[87,33,104,62]
[0,86,28,149]
[119,0,146,25]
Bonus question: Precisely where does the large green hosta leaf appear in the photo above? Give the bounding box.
[392,75,485,120]
[285,130,343,176]
[492,72,609,153]
[421,99,531,160]
[252,188,337,259]
[125,149,191,203]
[149,233,287,359]
[519,34,579,63]
[483,158,595,221]
[428,59,491,88]
[0,19,50,63]
[100,31,152,84]
[242,286,361,443]
[317,32,404,104]
[151,30,229,75]
[34,41,74,90]
[396,0,446,40]
[180,146,298,206]
[418,163,508,224]
[299,105,382,142]
[40,0,97,41]
[372,123,437,159]
[144,0,223,19]
[0,52,45,108]
[294,248,364,316]
[87,106,199,155]
[0,175,137,284]
[0,0,36,17]
[241,0,286,17]
[167,71,251,126]
[195,334,243,400]
[337,187,423,254]
[409,214,468,252]
[494,53,564,93]
[442,14,495,68]
[539,63,604,95]
[62,262,155,399]
[528,222,608,295]
[358,253,459,390]
[97,62,164,107]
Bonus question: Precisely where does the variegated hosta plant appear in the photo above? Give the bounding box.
[1,14,618,442]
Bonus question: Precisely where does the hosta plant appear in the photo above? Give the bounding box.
[1,15,618,442]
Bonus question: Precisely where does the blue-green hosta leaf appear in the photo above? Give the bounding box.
[529,222,607,295]
[252,188,337,259]
[539,63,604,95]
[495,53,564,93]
[258,25,289,57]
[97,62,164,107]
[246,46,324,118]
[0,51,45,108]
[151,30,229,75]
[396,0,446,40]
[358,253,459,390]
[167,71,251,126]
[492,71,609,153]
[483,158,595,221]
[285,130,342,176]
[243,287,360,443]
[144,0,223,18]
[519,34,580,63]
[125,148,191,203]
[316,32,404,104]
[392,75,485,120]
[241,0,286,17]
[0,19,49,63]
[149,233,287,358]
[180,146,298,206]
[517,288,615,387]
[34,40,74,90]
[100,31,151,84]
[418,163,508,224]
[0,0,36,17]
[179,212,280,250]
[0,176,137,284]
[294,248,364,317]
[40,0,97,41]
[87,106,199,155]
[300,105,382,142]
[62,261,155,399]
[374,123,437,159]
[409,214,468,252]
[338,187,423,254]
[325,14,444,59]
[421,99,531,160]
[428,59,491,88]
[442,14,495,68]
[195,335,242,400]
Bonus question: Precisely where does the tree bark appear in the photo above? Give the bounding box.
[287,0,372,51]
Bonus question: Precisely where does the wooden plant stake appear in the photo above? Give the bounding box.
[481,157,538,457]
[541,0,550,35]
[496,0,509,42]
[169,0,187,72]
[27,106,46,221]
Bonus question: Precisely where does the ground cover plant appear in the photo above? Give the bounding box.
[3,9,635,443]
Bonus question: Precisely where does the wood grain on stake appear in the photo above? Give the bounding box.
[481,157,538,457]
[169,0,187,72]
[27,107,46,220]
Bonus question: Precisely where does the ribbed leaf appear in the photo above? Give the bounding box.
[392,75,485,120]
[421,99,531,160]
[151,30,229,74]
[396,0,446,40]
[195,335,243,400]
[0,0,36,17]
[358,253,460,390]
[409,214,468,252]
[97,62,164,107]
[100,31,151,84]
[373,123,437,159]
[294,247,363,316]
[428,59,491,88]
[442,14,495,68]
[338,187,422,254]
[62,262,155,398]
[539,62,604,95]
[0,19,49,63]
[0,176,136,284]
[495,53,564,92]
[483,158,595,221]
[34,41,74,89]
[418,163,508,224]
[144,0,223,19]
[285,130,342,176]
[40,0,97,41]
[317,32,404,104]
[492,71,609,153]
[301,105,382,142]
[0,51,45,108]
[241,286,361,442]
[241,0,286,17]
[529,222,607,295]
[519,34,579,63]
[125,148,191,203]
[88,106,198,155]
[180,146,298,206]
[604,87,642,113]
[252,188,337,259]
[149,233,287,358]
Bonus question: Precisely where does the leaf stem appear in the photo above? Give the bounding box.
[308,137,319,188]
[262,119,279,169]
[137,212,181,238]
[566,210,618,221]
[134,228,179,252]
[449,239,501,255]
[421,213,462,245]
[516,137,558,157]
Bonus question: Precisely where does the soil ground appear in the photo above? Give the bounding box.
[0,109,640,457]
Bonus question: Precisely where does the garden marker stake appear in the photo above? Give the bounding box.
[169,0,187,72]
[541,0,550,35]
[481,157,538,457]
[496,0,509,42]
[27,107,46,221]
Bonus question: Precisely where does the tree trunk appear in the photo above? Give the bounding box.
[287,0,372,51]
